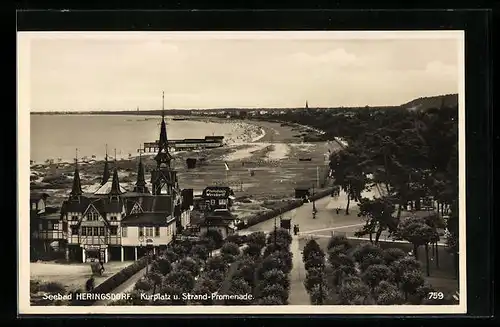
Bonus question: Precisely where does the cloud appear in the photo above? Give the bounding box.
[290,48,361,66]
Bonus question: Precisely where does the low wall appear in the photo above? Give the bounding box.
[243,187,336,229]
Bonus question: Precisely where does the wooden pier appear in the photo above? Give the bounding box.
[142,136,225,153]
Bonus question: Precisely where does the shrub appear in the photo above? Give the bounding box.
[205,269,225,283]
[391,256,422,284]
[161,248,178,263]
[331,264,358,287]
[221,242,241,257]
[327,235,351,252]
[192,278,218,305]
[309,282,332,305]
[374,281,405,305]
[359,253,386,272]
[247,231,267,249]
[382,248,407,266]
[134,277,154,292]
[361,264,393,290]
[190,244,210,261]
[303,267,325,292]
[328,251,355,269]
[262,268,290,291]
[304,251,326,271]
[338,279,371,305]
[206,256,227,273]
[151,256,172,275]
[267,228,292,248]
[225,234,246,245]
[202,230,224,248]
[224,277,253,305]
[257,253,288,279]
[176,257,201,276]
[243,243,262,257]
[302,239,323,262]
[400,269,425,300]
[263,243,287,258]
[257,283,288,303]
[352,243,384,263]
[163,269,196,293]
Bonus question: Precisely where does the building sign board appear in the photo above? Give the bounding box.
[202,187,230,198]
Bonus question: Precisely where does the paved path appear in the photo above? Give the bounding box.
[288,234,309,304]
[244,190,368,305]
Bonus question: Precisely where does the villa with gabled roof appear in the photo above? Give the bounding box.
[38,93,192,263]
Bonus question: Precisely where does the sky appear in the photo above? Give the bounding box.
[19,31,463,111]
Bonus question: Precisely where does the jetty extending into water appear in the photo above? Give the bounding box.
[143,135,224,153]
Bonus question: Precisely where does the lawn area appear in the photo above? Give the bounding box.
[30,261,134,293]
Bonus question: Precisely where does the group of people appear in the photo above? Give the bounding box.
[293,224,300,235]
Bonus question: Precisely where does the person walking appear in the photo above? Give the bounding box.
[336,207,340,214]
[99,259,105,275]
[85,276,95,292]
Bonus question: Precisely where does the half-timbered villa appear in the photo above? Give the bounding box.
[41,93,192,263]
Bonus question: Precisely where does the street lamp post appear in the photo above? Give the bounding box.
[312,184,317,219]
[274,215,277,246]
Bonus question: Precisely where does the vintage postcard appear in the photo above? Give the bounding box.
[17,30,465,314]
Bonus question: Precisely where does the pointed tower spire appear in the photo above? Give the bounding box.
[305,100,309,109]
[70,148,83,198]
[109,148,122,196]
[101,144,110,185]
[155,91,173,168]
[134,146,149,193]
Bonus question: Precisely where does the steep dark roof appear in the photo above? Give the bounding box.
[70,162,83,197]
[109,168,122,196]
[60,196,125,217]
[101,156,111,185]
[200,217,233,227]
[61,197,93,214]
[154,111,173,167]
[121,212,174,226]
[122,195,173,215]
[206,209,234,219]
[133,157,149,193]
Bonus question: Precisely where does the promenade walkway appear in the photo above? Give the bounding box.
[288,234,309,304]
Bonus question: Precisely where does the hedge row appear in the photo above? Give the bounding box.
[243,187,336,229]
[75,256,148,306]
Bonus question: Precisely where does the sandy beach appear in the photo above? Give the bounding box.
[30,118,338,221]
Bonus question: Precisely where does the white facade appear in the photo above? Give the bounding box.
[121,222,176,247]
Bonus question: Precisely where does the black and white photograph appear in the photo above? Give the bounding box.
[18,31,465,314]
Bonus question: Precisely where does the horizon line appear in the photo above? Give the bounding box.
[29,92,458,113]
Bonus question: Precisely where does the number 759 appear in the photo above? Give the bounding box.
[428,291,444,300]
